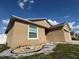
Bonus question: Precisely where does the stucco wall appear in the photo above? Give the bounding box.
[46,24,72,43]
[32,20,51,28]
[63,25,71,42]
[46,29,65,42]
[7,26,14,47]
[63,24,69,31]
[11,21,46,48]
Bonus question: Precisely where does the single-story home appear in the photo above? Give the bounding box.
[5,16,72,49]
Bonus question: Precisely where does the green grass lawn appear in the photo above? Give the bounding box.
[0,56,15,59]
[49,44,79,59]
[1,44,79,59]
[19,44,79,59]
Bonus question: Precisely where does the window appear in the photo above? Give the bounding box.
[28,25,38,39]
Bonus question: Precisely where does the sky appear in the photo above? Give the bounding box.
[0,0,79,33]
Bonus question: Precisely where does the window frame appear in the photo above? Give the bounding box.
[28,24,38,40]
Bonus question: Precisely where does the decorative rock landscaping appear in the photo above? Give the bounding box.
[0,43,56,57]
[11,45,43,54]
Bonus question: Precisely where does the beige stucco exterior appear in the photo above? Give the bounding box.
[7,25,14,47]
[63,25,71,42]
[7,21,46,48]
[32,20,51,28]
[6,17,72,49]
[46,24,71,43]
[46,29,65,42]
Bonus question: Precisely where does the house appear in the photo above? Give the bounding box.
[71,32,79,38]
[5,16,72,49]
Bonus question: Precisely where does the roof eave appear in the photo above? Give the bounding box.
[5,16,49,34]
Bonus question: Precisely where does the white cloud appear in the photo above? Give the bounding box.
[24,0,28,2]
[1,19,9,32]
[18,2,25,9]
[68,22,79,30]
[30,0,34,3]
[48,19,79,33]
[68,22,76,29]
[72,25,79,30]
[2,27,6,30]
[75,31,79,33]
[0,34,7,44]
[48,19,59,25]
[63,16,69,19]
[68,21,79,33]
[18,0,34,9]
[2,19,9,25]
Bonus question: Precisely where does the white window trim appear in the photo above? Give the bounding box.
[27,25,38,40]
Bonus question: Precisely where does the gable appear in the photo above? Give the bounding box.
[63,24,70,31]
[5,16,49,34]
[32,20,51,28]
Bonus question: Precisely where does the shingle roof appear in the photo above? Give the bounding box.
[45,21,71,34]
[5,16,49,34]
[28,18,53,26]
[5,15,70,34]
[47,21,70,30]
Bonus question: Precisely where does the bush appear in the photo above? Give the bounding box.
[0,44,9,52]
[72,37,79,40]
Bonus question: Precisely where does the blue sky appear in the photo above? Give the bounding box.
[0,0,79,33]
